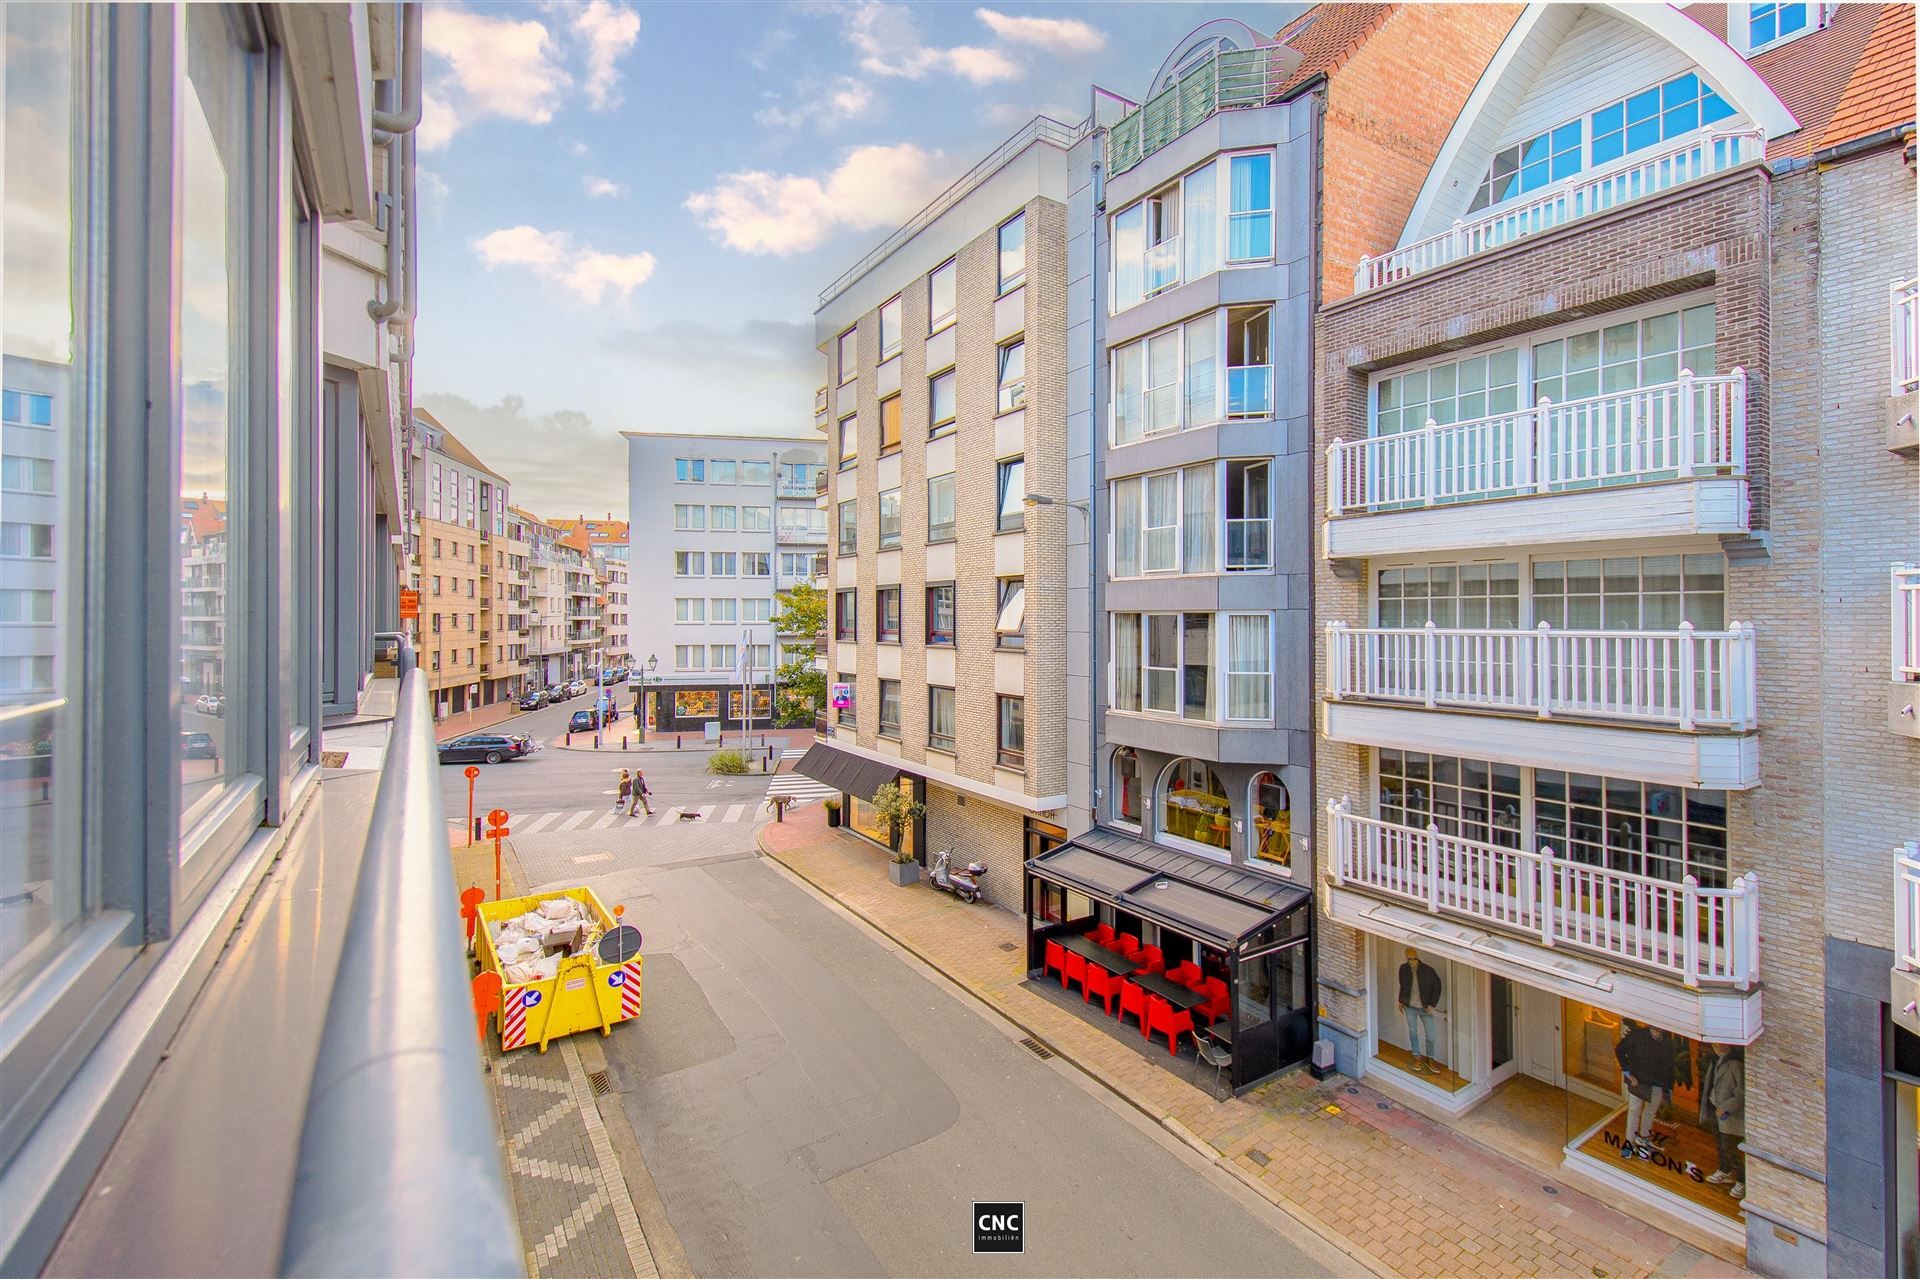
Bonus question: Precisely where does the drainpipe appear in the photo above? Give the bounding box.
[369,4,421,325]
[373,2,422,137]
[1087,130,1106,833]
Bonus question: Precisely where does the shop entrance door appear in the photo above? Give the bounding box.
[1489,975,1519,1086]
[1517,984,1564,1087]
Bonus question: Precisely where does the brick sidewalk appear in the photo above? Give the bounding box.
[759,807,1751,1279]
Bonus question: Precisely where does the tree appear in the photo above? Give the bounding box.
[770,583,827,726]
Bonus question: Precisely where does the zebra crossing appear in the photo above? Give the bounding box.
[767,748,835,806]
[511,802,760,835]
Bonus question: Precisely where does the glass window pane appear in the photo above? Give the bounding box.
[929,259,956,329]
[998,213,1026,292]
[1183,161,1217,281]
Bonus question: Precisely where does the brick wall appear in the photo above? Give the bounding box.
[925,785,1026,913]
[1021,197,1071,802]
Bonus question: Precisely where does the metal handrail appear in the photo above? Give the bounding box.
[817,113,1088,308]
[280,633,521,1278]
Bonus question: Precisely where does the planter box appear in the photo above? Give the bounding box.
[825,807,841,827]
[888,860,920,886]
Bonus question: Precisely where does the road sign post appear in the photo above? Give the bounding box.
[486,807,510,901]
[464,765,480,848]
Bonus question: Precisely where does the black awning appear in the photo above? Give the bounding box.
[793,742,900,805]
[1027,826,1310,950]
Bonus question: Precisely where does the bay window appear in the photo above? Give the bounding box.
[1109,310,1247,445]
[1227,152,1273,261]
[1110,460,1267,579]
[1110,611,1273,723]
[1110,151,1274,312]
[1143,187,1181,297]
[1226,306,1272,418]
[1182,464,1214,575]
[1184,314,1217,427]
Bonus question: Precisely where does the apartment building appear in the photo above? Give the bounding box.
[1312,4,1917,1271]
[411,412,520,715]
[0,6,519,1274]
[516,508,573,687]
[598,552,631,669]
[622,431,825,734]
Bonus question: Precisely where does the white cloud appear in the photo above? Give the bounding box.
[755,76,877,131]
[421,8,570,149]
[685,143,947,256]
[583,175,624,198]
[571,0,641,109]
[473,225,656,303]
[842,1,1022,83]
[419,166,451,219]
[567,139,592,160]
[975,8,1106,54]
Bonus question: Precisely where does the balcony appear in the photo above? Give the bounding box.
[1896,847,1920,1036]
[1107,44,1298,176]
[777,525,826,545]
[1325,371,1747,559]
[1324,620,1759,789]
[1353,130,1764,293]
[1890,277,1917,452]
[814,386,828,417]
[1328,802,1760,1040]
[1225,517,1270,571]
[1892,565,1920,737]
[777,476,815,500]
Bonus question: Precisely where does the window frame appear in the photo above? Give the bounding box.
[836,413,857,470]
[928,367,956,436]
[928,686,956,751]
[877,488,902,550]
[995,577,1025,649]
[996,694,1025,769]
[997,340,1026,414]
[674,457,705,484]
[926,472,957,543]
[879,394,902,456]
[877,678,902,738]
[834,588,857,641]
[876,586,901,643]
[878,295,903,362]
[995,457,1025,533]
[928,258,957,332]
[925,582,955,646]
[997,212,1026,294]
[837,499,858,555]
[837,326,858,384]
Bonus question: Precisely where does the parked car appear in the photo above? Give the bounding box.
[567,680,587,697]
[180,731,217,760]
[194,693,224,717]
[437,733,528,765]
[568,709,603,734]
[517,691,544,711]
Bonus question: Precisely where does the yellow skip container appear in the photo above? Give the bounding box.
[474,887,642,1052]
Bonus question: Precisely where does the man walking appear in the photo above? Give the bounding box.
[1615,1020,1676,1159]
[629,767,653,817]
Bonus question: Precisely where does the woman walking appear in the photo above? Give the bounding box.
[614,769,632,813]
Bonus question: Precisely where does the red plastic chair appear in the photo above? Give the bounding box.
[1167,961,1203,989]
[1043,940,1069,984]
[1130,945,1165,977]
[1144,995,1195,1056]
[1088,923,1116,947]
[1196,977,1230,1024]
[1063,951,1088,993]
[1084,965,1125,1015]
[1115,933,1140,958]
[1117,979,1148,1033]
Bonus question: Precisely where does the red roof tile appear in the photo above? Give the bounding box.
[1273,3,1397,94]
[1820,2,1917,148]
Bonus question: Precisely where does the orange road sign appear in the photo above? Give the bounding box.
[399,588,420,620]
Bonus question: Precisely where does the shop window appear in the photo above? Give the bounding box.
[675,689,718,718]
[1112,747,1141,829]
[1159,758,1230,855]
[1370,945,1471,1092]
[1250,772,1290,869]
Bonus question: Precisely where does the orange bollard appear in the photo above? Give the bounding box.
[471,970,503,1046]
[460,886,485,945]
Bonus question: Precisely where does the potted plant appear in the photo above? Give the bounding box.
[823,797,842,828]
[871,782,926,885]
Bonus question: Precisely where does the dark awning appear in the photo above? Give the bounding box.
[793,742,899,805]
[1027,826,1310,950]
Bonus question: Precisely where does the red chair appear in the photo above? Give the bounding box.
[1043,940,1069,984]
[1196,977,1230,1024]
[1084,965,1125,1015]
[1144,995,1195,1056]
[1117,979,1148,1033]
[1130,945,1165,977]
[1088,923,1116,947]
[1167,961,1203,989]
[1063,951,1088,993]
[1115,933,1140,959]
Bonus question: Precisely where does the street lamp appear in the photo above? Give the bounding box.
[634,652,658,743]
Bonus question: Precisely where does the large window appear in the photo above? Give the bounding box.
[1113,461,1265,578]
[879,395,901,455]
[675,457,705,483]
[926,583,955,645]
[1227,152,1274,261]
[837,414,857,468]
[673,504,704,531]
[996,457,1025,532]
[1225,460,1270,571]
[877,586,900,642]
[997,340,1026,413]
[1110,312,1227,445]
[837,499,857,554]
[1250,773,1291,869]
[1160,759,1230,854]
[879,295,902,361]
[998,212,1026,293]
[1112,747,1142,828]
[1111,611,1271,722]
[1375,349,1522,436]
[835,589,857,640]
[927,473,956,542]
[997,695,1024,767]
[929,369,956,435]
[1531,554,1725,631]
[878,679,901,738]
[1532,304,1715,402]
[1111,151,1274,311]
[1225,614,1272,720]
[837,326,858,384]
[1376,563,1522,629]
[928,687,956,751]
[877,488,901,549]
[929,258,957,331]
[1226,306,1272,418]
[996,578,1024,649]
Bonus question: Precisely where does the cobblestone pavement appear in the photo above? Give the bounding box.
[759,808,1755,1279]
[491,1030,661,1279]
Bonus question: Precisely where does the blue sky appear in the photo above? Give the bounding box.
[413,2,1300,519]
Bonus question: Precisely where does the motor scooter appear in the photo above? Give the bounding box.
[928,847,987,904]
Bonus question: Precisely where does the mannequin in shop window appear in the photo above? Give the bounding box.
[1699,1043,1746,1200]
[1397,948,1443,1074]
[1615,1021,1677,1160]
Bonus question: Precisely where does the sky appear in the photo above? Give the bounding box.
[413,1,1303,521]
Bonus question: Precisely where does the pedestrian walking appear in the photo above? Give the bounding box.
[630,768,653,816]
[615,769,631,813]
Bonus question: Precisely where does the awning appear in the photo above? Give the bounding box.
[1027,827,1309,951]
[793,742,899,805]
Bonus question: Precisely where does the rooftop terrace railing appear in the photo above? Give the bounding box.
[1107,45,1295,176]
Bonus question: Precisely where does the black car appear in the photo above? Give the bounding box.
[517,691,544,711]
[180,731,217,760]
[438,733,528,765]
[567,709,603,734]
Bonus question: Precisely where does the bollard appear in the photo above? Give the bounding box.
[675,733,681,750]
[473,817,483,842]
[622,736,628,750]
[594,733,601,749]
[565,730,571,744]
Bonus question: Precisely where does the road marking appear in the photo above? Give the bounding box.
[590,812,620,830]
[695,804,716,821]
[722,804,746,824]
[555,811,593,833]
[572,852,613,865]
[519,811,562,834]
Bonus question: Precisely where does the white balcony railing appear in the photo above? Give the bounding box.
[1328,370,1746,517]
[1331,801,1760,988]
[1896,565,1920,681]
[776,478,815,500]
[814,386,829,416]
[1894,278,1919,396]
[1899,843,1920,972]
[1143,237,1181,297]
[1327,619,1757,730]
[1355,130,1766,292]
[776,525,826,545]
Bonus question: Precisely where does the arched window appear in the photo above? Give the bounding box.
[1159,758,1231,855]
[1250,772,1290,870]
[1112,747,1142,828]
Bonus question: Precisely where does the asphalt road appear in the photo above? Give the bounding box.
[464,730,1344,1279]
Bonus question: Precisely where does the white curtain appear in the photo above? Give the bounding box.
[1145,473,1179,572]
[1183,161,1218,283]
[1182,464,1215,574]
[1227,614,1272,720]
[1146,331,1180,434]
[1112,476,1142,578]
[1185,315,1217,428]
[1111,613,1141,712]
[1112,203,1144,312]
[1113,344,1144,445]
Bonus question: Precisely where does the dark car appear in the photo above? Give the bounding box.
[567,709,603,734]
[180,731,217,760]
[438,733,527,765]
[517,691,544,711]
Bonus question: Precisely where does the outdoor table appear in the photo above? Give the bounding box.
[1203,1019,1233,1046]
[1055,932,1136,974]
[1133,972,1208,1011]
